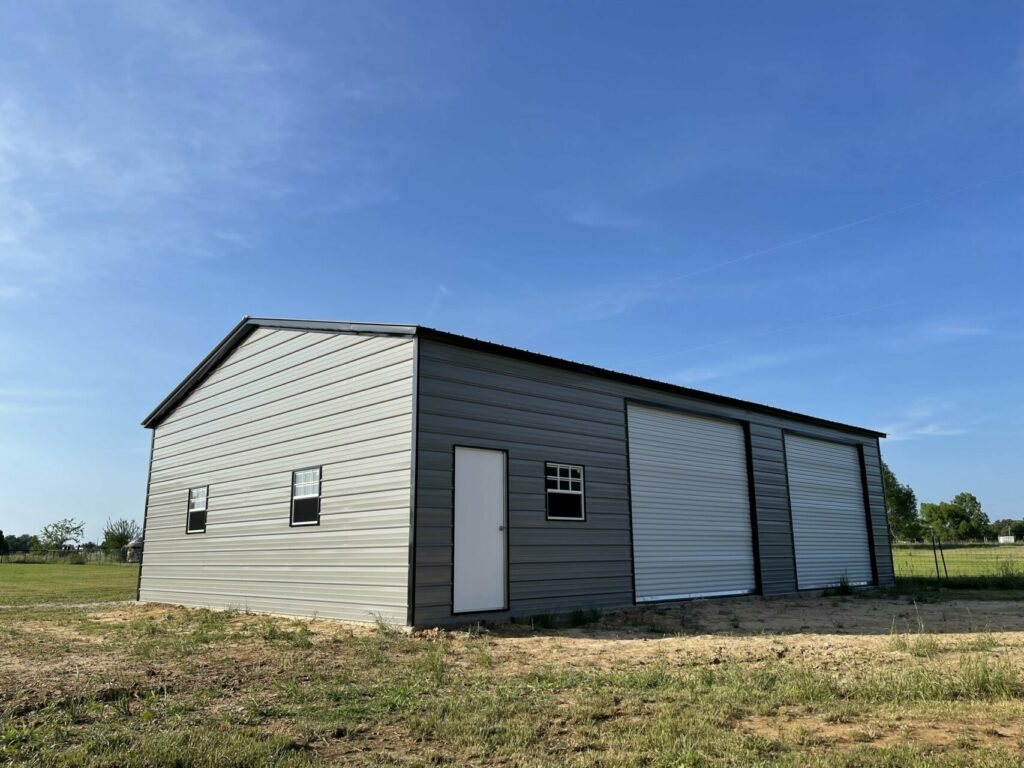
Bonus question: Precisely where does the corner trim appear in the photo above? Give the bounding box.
[742,422,764,596]
[856,445,880,586]
[779,432,801,592]
[623,401,638,605]
[877,437,897,583]
[406,336,420,627]
[136,429,155,601]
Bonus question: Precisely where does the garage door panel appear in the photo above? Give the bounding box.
[631,489,754,507]
[638,437,746,451]
[785,434,873,590]
[628,405,756,601]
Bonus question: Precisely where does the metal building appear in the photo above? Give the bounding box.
[138,317,893,627]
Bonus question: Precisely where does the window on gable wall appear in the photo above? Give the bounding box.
[545,462,585,521]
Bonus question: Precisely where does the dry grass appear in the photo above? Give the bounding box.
[2,595,1024,766]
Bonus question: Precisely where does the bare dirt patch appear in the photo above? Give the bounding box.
[739,712,1023,752]
[430,595,1024,679]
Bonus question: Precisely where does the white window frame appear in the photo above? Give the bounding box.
[186,486,209,534]
[544,462,586,521]
[290,467,322,527]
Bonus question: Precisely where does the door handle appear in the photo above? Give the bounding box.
[499,525,505,531]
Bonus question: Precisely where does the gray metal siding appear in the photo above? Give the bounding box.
[139,329,415,624]
[413,339,893,626]
[414,343,632,626]
[863,439,896,586]
[748,423,797,595]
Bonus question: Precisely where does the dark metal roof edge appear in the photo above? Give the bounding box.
[141,317,253,428]
[415,326,887,439]
[141,317,417,428]
[142,317,885,438]
[244,317,419,336]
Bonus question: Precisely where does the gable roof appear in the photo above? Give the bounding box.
[141,316,885,438]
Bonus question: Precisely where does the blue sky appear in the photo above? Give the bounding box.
[1,1,1023,541]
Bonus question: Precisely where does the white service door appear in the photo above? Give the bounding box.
[628,404,757,601]
[453,447,507,613]
[785,434,873,589]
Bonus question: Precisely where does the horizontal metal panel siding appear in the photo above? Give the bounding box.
[785,434,873,589]
[627,405,756,600]
[139,330,414,624]
[863,440,895,586]
[748,423,797,594]
[414,339,892,625]
[414,343,633,626]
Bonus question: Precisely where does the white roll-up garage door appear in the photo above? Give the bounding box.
[784,434,874,589]
[627,404,757,601]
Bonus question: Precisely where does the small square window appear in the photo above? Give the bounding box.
[186,486,208,533]
[544,463,585,521]
[291,467,321,526]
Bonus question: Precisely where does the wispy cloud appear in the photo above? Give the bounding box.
[880,399,971,441]
[564,282,665,323]
[306,183,398,216]
[0,0,472,300]
[0,285,29,302]
[882,317,994,353]
[671,352,792,385]
[915,320,992,344]
[0,1,304,296]
[561,170,1024,321]
[424,284,452,322]
[0,387,95,414]
[567,206,649,231]
[628,300,906,366]
[331,76,457,105]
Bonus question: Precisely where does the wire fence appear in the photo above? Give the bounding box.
[4,543,1023,589]
[0,549,129,564]
[892,541,1024,588]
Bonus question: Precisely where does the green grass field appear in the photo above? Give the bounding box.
[892,544,1024,581]
[0,562,139,606]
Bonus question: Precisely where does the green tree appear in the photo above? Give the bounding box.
[38,518,85,551]
[101,518,141,559]
[4,534,40,553]
[990,518,1024,540]
[0,530,7,560]
[881,461,921,540]
[920,492,989,541]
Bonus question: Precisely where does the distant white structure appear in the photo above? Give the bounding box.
[124,538,144,563]
[998,535,1017,545]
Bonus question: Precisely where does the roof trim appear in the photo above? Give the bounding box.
[414,327,885,438]
[141,317,885,438]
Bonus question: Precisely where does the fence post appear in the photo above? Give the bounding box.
[931,535,942,582]
[937,539,949,579]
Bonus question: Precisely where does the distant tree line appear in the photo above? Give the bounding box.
[2,518,141,561]
[883,462,1023,542]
